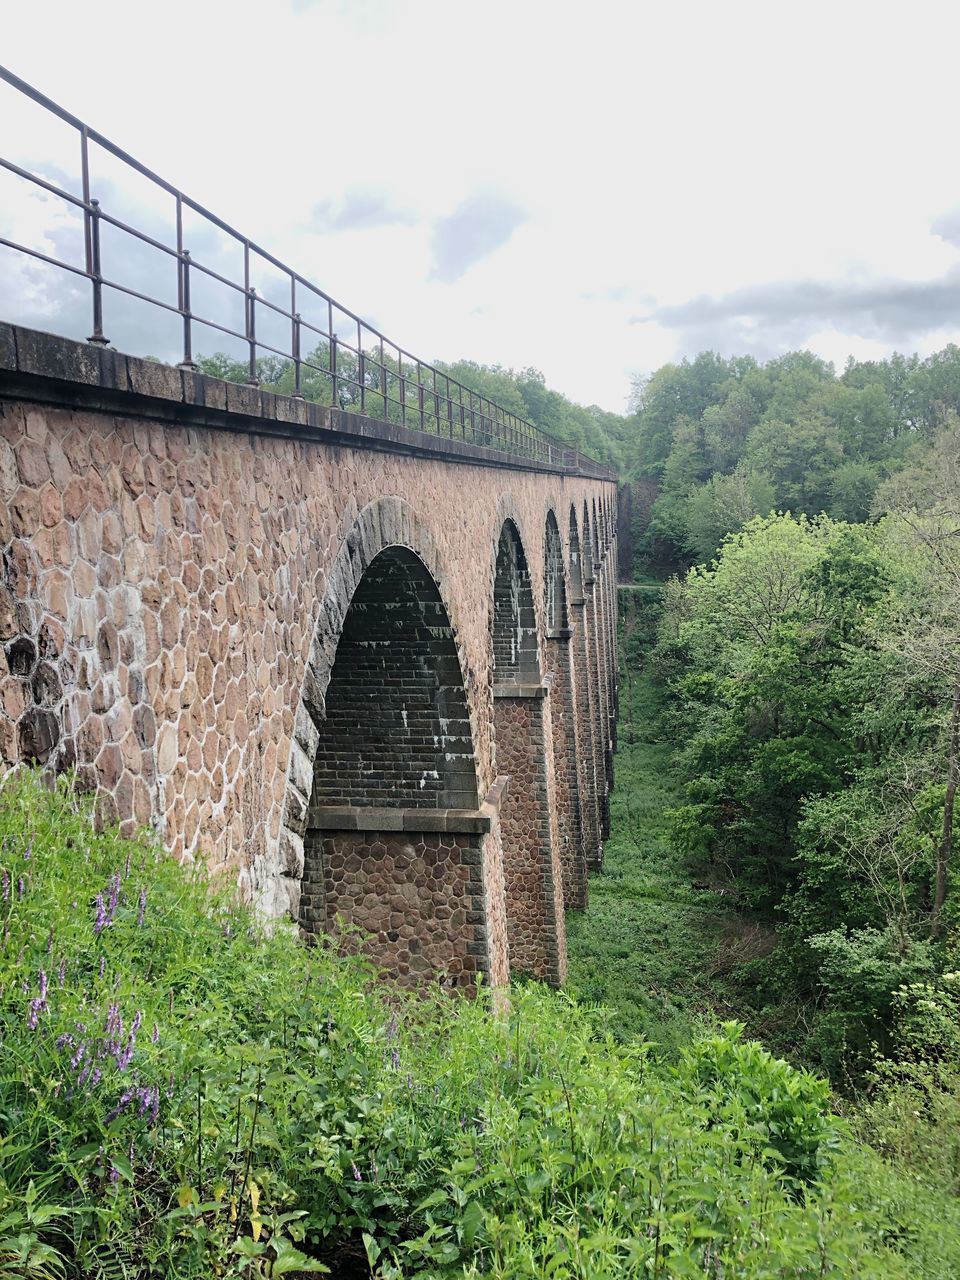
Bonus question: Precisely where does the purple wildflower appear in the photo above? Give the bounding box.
[27,998,43,1030]
[391,1048,400,1071]
[151,1023,159,1045]
[98,956,106,979]
[94,893,107,936]
[39,970,48,1002]
[24,842,31,861]
[57,957,66,987]
[351,1161,362,1182]
[1,870,8,900]
[107,874,120,916]
[17,877,24,899]
[105,1089,135,1125]
[109,1164,120,1184]
[124,851,131,880]
[137,887,146,927]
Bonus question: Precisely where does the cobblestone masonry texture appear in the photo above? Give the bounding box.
[0,329,616,986]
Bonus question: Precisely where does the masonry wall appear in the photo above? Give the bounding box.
[543,633,586,909]
[301,828,489,989]
[0,325,617,986]
[493,692,565,983]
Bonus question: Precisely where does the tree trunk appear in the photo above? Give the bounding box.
[932,675,960,939]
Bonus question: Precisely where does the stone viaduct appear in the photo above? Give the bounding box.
[0,324,618,989]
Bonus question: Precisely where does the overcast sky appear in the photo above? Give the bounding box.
[4,0,960,412]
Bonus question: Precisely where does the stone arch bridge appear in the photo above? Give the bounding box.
[0,325,618,988]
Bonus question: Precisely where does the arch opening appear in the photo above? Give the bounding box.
[492,520,540,684]
[568,505,584,600]
[300,541,493,990]
[544,511,568,633]
[311,545,477,811]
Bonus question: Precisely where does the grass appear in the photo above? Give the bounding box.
[566,632,742,1053]
[7,769,960,1276]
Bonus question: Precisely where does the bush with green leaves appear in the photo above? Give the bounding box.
[2,769,958,1277]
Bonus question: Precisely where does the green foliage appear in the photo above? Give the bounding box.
[5,770,956,1277]
[624,343,960,576]
[193,350,631,473]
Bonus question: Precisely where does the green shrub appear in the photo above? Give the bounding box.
[0,769,956,1277]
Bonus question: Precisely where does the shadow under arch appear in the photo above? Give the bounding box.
[544,509,569,633]
[275,496,499,990]
[542,508,588,909]
[492,517,541,685]
[490,516,565,982]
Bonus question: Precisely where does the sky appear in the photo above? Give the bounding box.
[3,0,960,413]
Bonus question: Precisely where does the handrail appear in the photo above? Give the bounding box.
[0,65,616,482]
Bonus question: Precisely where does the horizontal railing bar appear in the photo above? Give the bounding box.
[0,237,90,279]
[0,157,87,210]
[0,63,616,480]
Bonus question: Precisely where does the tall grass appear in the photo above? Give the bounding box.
[0,769,955,1277]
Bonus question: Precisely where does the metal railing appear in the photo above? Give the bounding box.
[0,66,615,481]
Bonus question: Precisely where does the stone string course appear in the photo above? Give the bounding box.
[0,326,618,990]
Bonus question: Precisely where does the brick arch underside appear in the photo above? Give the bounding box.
[275,496,495,989]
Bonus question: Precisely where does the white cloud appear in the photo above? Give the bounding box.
[3,0,960,412]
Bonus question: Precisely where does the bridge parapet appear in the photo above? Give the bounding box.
[0,66,614,484]
[0,344,618,988]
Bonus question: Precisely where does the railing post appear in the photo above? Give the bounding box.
[245,287,259,385]
[177,250,197,369]
[292,314,304,400]
[85,198,109,346]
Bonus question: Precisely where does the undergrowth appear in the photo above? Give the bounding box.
[1,767,959,1276]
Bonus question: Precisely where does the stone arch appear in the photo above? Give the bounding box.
[270,496,500,989]
[582,501,593,568]
[311,546,477,812]
[544,510,568,633]
[568,504,584,601]
[277,497,475,849]
[542,508,585,909]
[490,516,565,981]
[592,497,601,561]
[492,518,540,685]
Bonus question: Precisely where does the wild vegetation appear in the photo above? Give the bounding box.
[11,341,960,1274]
[5,768,958,1278]
[623,344,960,573]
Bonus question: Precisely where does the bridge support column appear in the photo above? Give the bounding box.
[571,595,602,870]
[543,627,587,910]
[493,683,566,983]
[585,570,611,848]
[599,550,617,771]
[301,806,508,990]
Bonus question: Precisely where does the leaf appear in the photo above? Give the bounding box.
[176,1185,196,1209]
[249,1179,262,1242]
[269,1238,330,1275]
[461,1200,484,1246]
